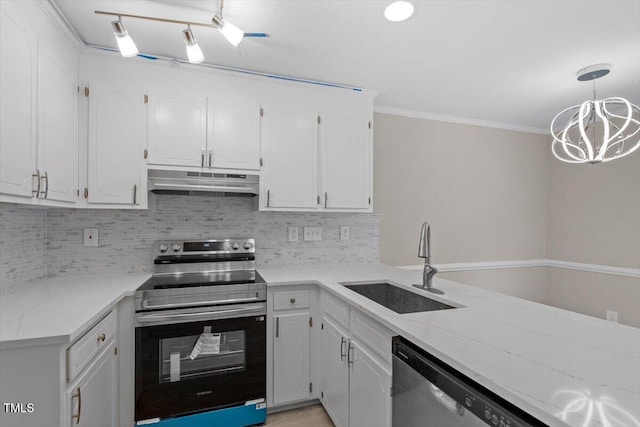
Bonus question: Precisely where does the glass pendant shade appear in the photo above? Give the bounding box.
[212,15,244,47]
[182,28,205,63]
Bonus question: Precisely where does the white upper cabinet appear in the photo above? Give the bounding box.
[321,113,372,210]
[0,4,38,199]
[209,99,261,170]
[0,1,79,205]
[37,30,79,203]
[261,105,319,209]
[86,82,145,206]
[147,91,207,167]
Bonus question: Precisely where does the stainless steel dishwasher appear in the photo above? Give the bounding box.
[392,337,547,427]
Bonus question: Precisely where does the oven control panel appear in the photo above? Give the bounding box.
[154,239,255,256]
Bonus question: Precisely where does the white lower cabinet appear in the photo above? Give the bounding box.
[65,341,118,427]
[319,317,350,427]
[319,293,392,427]
[348,340,391,427]
[273,313,311,404]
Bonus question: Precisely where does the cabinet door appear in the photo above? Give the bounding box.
[209,100,260,170]
[321,113,371,210]
[319,318,349,427]
[38,31,79,203]
[0,4,37,199]
[147,91,206,167]
[261,105,319,209]
[348,340,391,427]
[87,82,144,205]
[67,342,118,427]
[273,313,310,405]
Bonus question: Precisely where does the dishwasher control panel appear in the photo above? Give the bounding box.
[392,337,547,427]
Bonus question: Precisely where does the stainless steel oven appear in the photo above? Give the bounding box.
[134,239,267,427]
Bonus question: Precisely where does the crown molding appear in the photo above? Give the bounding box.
[38,0,85,49]
[374,106,549,135]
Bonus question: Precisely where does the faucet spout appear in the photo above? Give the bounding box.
[413,222,444,294]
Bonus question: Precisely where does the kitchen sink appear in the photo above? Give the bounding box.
[341,281,456,314]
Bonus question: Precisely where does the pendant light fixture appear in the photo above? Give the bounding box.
[111,17,138,57]
[211,15,244,47]
[182,25,204,64]
[550,64,640,164]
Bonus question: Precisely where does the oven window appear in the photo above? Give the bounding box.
[159,330,245,383]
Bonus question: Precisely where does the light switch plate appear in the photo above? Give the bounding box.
[288,226,299,242]
[303,227,322,241]
[83,228,99,247]
[340,226,350,241]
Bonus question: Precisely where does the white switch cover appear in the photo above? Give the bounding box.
[288,226,299,242]
[303,227,322,241]
[606,310,618,323]
[83,228,99,247]
[340,226,350,241]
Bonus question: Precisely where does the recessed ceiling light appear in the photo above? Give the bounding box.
[384,1,414,22]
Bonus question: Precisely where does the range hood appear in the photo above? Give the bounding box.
[148,169,259,196]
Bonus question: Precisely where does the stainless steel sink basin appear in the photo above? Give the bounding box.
[341,281,455,314]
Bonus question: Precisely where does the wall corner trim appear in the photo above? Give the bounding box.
[398,259,640,278]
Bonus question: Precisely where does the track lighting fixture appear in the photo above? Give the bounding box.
[111,18,138,57]
[211,15,244,47]
[182,26,204,64]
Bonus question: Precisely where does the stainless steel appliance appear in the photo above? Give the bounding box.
[392,337,547,427]
[134,238,266,427]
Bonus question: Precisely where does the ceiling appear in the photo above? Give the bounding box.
[53,0,640,133]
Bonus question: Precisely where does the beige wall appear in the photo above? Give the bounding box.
[373,113,549,266]
[374,112,640,327]
[548,268,640,328]
[440,267,549,304]
[547,150,640,268]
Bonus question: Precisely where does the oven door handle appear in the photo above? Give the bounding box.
[141,296,262,310]
[136,306,265,324]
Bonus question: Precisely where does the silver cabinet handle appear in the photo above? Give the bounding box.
[324,192,328,208]
[208,148,213,167]
[266,190,270,208]
[275,316,279,338]
[347,341,354,365]
[201,148,205,167]
[290,298,296,304]
[32,170,41,198]
[40,171,49,199]
[72,386,81,424]
[97,333,106,342]
[133,184,137,204]
[340,336,346,361]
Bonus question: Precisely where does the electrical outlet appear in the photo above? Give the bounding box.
[288,226,299,242]
[606,310,618,323]
[303,227,322,241]
[83,228,99,247]
[340,226,350,241]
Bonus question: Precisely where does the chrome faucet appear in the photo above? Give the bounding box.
[413,222,444,294]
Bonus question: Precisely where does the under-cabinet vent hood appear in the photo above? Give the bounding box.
[148,169,259,196]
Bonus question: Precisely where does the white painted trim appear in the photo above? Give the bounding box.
[398,259,640,278]
[39,0,85,48]
[374,106,549,135]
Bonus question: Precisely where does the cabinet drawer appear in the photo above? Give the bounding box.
[67,310,117,382]
[273,290,310,310]
[350,310,392,364]
[321,292,349,329]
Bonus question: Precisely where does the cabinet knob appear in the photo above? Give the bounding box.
[97,333,106,342]
[290,298,296,304]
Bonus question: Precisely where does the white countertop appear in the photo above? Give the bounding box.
[1,264,638,427]
[0,273,150,349]
[259,263,640,427]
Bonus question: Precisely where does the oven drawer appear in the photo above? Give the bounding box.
[67,310,117,382]
[273,290,310,310]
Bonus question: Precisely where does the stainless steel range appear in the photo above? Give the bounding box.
[134,238,267,427]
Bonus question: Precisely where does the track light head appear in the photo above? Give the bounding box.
[212,15,244,47]
[111,18,138,57]
[182,26,204,64]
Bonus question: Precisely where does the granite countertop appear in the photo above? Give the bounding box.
[258,264,640,427]
[0,273,151,349]
[1,264,638,427]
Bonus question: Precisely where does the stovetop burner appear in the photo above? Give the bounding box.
[137,271,265,291]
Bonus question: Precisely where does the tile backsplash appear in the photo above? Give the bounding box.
[0,204,47,294]
[1,195,379,287]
